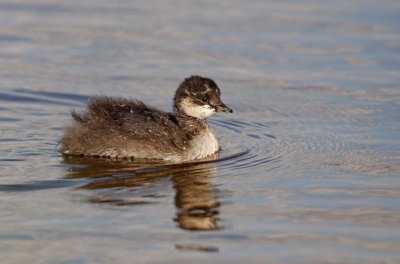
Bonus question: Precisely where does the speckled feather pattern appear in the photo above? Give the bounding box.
[62,97,193,161]
[60,76,231,161]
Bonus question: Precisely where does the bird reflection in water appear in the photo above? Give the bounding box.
[62,154,222,231]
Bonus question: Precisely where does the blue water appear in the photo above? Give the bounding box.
[0,0,399,263]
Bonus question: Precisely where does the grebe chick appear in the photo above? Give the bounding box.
[60,76,233,162]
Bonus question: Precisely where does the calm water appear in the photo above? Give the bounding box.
[1,0,400,263]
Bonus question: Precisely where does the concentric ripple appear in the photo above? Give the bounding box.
[210,95,399,177]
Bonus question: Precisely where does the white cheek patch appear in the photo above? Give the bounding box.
[187,104,215,119]
[181,98,215,119]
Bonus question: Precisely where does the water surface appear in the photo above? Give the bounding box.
[1,0,400,263]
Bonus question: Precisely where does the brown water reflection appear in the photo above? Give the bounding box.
[62,155,222,231]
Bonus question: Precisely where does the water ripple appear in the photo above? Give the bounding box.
[0,179,83,192]
[0,89,88,109]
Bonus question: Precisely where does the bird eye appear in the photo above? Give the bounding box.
[201,97,207,103]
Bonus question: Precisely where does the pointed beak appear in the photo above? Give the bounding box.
[214,102,233,113]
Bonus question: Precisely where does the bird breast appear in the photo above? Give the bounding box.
[185,126,219,160]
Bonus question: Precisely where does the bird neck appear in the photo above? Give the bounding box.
[174,107,208,138]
